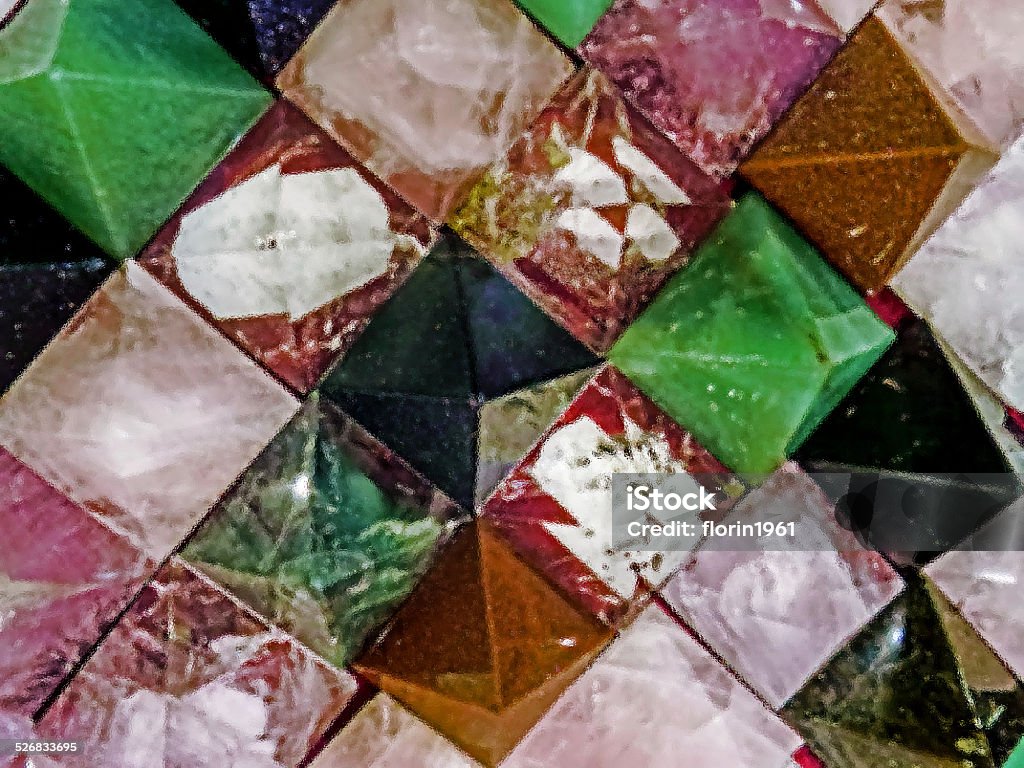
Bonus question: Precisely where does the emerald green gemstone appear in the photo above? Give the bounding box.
[515,0,613,48]
[1006,740,1024,768]
[0,0,271,259]
[182,395,464,667]
[609,193,894,473]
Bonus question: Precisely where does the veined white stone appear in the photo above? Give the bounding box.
[552,143,629,208]
[611,136,692,205]
[626,203,681,263]
[555,208,625,269]
[0,0,69,84]
[529,416,698,597]
[174,166,404,321]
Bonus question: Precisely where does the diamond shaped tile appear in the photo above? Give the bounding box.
[609,193,895,474]
[741,16,995,291]
[33,560,357,768]
[139,100,434,393]
[182,394,466,668]
[0,262,298,557]
[0,448,150,717]
[579,0,844,177]
[662,466,903,709]
[322,233,600,508]
[451,68,733,352]
[0,0,271,259]
[276,0,574,220]
[482,365,731,623]
[514,0,613,47]
[354,520,613,767]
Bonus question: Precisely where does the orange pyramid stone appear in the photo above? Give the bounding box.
[741,16,994,291]
[355,521,613,766]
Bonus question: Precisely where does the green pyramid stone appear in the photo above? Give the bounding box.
[182,395,464,667]
[0,0,271,259]
[515,0,613,47]
[783,576,1024,768]
[609,193,894,473]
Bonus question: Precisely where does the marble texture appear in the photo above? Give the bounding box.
[452,68,732,352]
[33,560,357,768]
[894,133,1024,412]
[0,259,113,393]
[0,449,150,717]
[0,263,298,557]
[610,193,895,474]
[879,0,1024,149]
[502,605,803,768]
[355,521,613,766]
[579,0,844,177]
[277,0,574,220]
[308,694,477,768]
[0,0,271,259]
[183,395,465,667]
[741,16,994,292]
[141,101,433,392]
[481,366,731,624]
[662,467,903,709]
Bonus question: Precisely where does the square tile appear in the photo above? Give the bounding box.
[139,100,434,393]
[451,68,732,352]
[662,466,903,709]
[0,262,299,557]
[0,448,150,717]
[580,0,844,177]
[481,365,732,623]
[277,0,574,220]
[33,560,357,768]
[0,0,271,259]
[182,394,466,667]
[609,193,895,474]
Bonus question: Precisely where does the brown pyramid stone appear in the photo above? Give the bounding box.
[741,16,995,292]
[354,520,613,766]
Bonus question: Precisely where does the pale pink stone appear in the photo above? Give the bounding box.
[503,605,802,768]
[815,0,875,33]
[309,695,477,768]
[661,467,903,709]
[277,0,574,220]
[0,263,298,557]
[879,0,1024,148]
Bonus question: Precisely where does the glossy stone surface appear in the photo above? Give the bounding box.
[741,17,993,292]
[0,449,150,717]
[174,0,336,80]
[610,193,895,474]
[451,69,733,352]
[183,395,465,667]
[816,0,876,33]
[0,259,112,393]
[322,234,599,508]
[502,605,803,767]
[277,0,574,220]
[481,366,731,624]
[0,0,271,259]
[797,317,1012,473]
[476,368,597,506]
[140,101,433,392]
[0,168,110,266]
[0,263,298,557]
[579,0,844,177]
[515,0,613,47]
[894,133,1024,412]
[879,0,1024,149]
[662,467,903,709]
[308,694,477,768]
[34,560,357,768]
[784,576,1024,768]
[354,521,614,767]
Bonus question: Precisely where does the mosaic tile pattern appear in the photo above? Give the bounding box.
[3,0,1024,766]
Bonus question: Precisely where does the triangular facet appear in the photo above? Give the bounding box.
[742,16,982,290]
[173,0,266,80]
